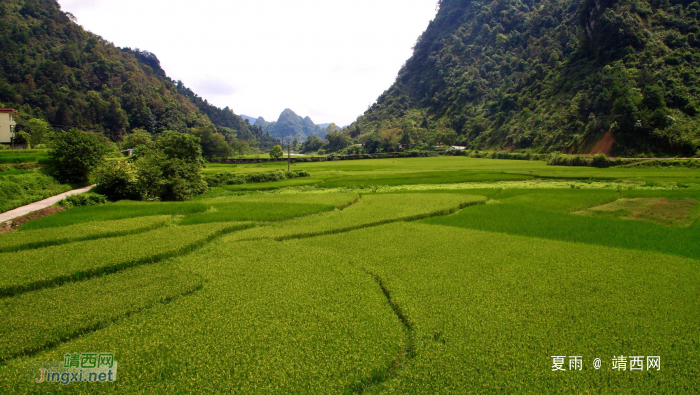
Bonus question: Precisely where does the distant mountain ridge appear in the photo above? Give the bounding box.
[239,115,258,125]
[0,0,278,150]
[247,109,331,141]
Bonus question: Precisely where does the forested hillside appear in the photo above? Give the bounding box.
[350,0,700,156]
[0,0,276,150]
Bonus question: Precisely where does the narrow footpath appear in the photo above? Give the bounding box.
[0,185,95,223]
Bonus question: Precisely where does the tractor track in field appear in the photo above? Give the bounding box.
[0,223,254,299]
[274,200,485,242]
[0,282,203,366]
[348,268,415,394]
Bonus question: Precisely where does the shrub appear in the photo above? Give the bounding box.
[203,170,311,187]
[48,129,106,184]
[93,161,142,201]
[58,192,107,208]
[269,145,284,159]
[547,154,628,168]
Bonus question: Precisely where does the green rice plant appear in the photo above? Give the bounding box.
[0,237,403,393]
[425,189,700,260]
[303,222,700,393]
[319,170,533,188]
[226,193,487,242]
[199,191,359,206]
[19,201,209,230]
[0,262,202,363]
[178,202,338,225]
[0,222,252,297]
[221,176,321,191]
[0,215,171,252]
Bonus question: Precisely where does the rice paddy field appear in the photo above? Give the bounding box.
[0,156,699,393]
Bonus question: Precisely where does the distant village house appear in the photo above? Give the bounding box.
[0,108,18,146]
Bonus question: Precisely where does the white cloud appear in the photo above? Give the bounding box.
[56,0,437,125]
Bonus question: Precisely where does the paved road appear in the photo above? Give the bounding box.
[0,185,95,223]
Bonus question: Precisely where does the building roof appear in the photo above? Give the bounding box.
[0,108,18,115]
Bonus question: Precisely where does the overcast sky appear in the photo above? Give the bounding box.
[56,0,438,126]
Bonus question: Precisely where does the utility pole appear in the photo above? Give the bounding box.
[287,141,290,172]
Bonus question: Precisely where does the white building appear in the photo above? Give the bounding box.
[0,108,17,145]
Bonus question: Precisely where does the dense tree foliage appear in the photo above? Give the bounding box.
[48,129,106,184]
[269,144,284,159]
[349,0,700,156]
[0,0,272,155]
[95,130,206,201]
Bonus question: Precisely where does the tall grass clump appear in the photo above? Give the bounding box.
[0,173,72,213]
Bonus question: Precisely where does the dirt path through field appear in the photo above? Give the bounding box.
[0,185,95,223]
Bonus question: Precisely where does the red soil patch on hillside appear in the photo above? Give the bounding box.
[591,130,614,155]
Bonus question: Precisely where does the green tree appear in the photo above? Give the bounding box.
[230,139,250,157]
[156,131,202,163]
[123,129,155,149]
[25,118,51,146]
[14,131,31,148]
[93,160,141,200]
[301,136,324,152]
[325,131,350,152]
[269,144,284,159]
[293,137,299,151]
[191,126,232,160]
[49,129,107,184]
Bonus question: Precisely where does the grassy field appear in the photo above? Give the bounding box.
[0,157,698,393]
[0,172,72,213]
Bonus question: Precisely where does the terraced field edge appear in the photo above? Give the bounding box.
[0,223,254,298]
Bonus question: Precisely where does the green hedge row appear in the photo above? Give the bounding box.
[204,170,311,187]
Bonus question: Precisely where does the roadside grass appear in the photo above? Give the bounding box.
[0,172,72,213]
[0,262,202,363]
[19,201,208,230]
[0,215,171,252]
[0,222,252,297]
[425,189,700,260]
[178,202,338,225]
[310,222,700,393]
[0,238,404,393]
